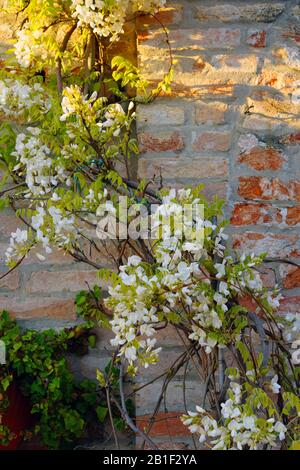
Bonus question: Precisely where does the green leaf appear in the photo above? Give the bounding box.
[96,369,106,387]
[96,405,108,423]
[289,441,300,450]
[236,341,250,364]
[1,375,11,391]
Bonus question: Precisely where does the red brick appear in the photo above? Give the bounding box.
[232,232,300,257]
[195,3,285,23]
[257,71,299,89]
[238,294,260,313]
[212,54,259,73]
[238,147,284,171]
[238,177,300,202]
[136,412,189,438]
[247,30,266,48]
[143,442,189,450]
[0,271,19,291]
[136,3,183,30]
[281,132,300,145]
[160,181,228,200]
[156,325,182,346]
[138,131,184,153]
[202,181,228,200]
[286,207,300,226]
[0,296,76,319]
[192,131,231,152]
[25,270,101,294]
[282,26,300,45]
[280,266,300,289]
[0,215,26,238]
[23,247,74,265]
[195,101,228,125]
[278,296,300,314]
[137,104,185,127]
[138,157,228,179]
[138,28,241,49]
[147,81,235,99]
[230,203,282,225]
[258,267,277,288]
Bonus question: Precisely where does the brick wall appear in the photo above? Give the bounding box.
[0,0,300,449]
[135,0,300,448]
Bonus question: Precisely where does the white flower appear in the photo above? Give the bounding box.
[127,255,142,266]
[243,416,256,431]
[270,375,281,394]
[124,346,137,362]
[36,253,46,261]
[214,261,226,279]
[120,272,136,286]
[274,422,287,441]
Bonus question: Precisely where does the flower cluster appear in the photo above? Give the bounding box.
[5,229,31,266]
[14,28,51,68]
[181,381,287,450]
[105,189,281,370]
[71,0,166,41]
[12,127,67,197]
[60,85,134,142]
[0,79,50,119]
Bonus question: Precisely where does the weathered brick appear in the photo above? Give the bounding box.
[0,243,7,263]
[108,24,137,65]
[246,89,299,119]
[242,114,284,132]
[195,101,228,125]
[145,81,236,100]
[238,177,300,202]
[70,353,114,380]
[230,203,282,226]
[238,147,285,171]
[136,3,183,29]
[279,265,300,289]
[0,271,19,291]
[286,207,300,226]
[192,131,231,152]
[257,266,277,289]
[0,215,26,239]
[25,270,101,294]
[282,26,300,46]
[212,54,258,73]
[136,412,189,438]
[278,296,300,314]
[258,70,299,91]
[247,30,267,48]
[0,296,76,319]
[138,157,228,179]
[135,380,205,415]
[202,181,228,200]
[291,5,300,21]
[137,104,185,127]
[23,246,74,265]
[139,28,241,49]
[277,46,300,70]
[232,232,300,257]
[195,3,285,23]
[280,132,300,145]
[143,442,189,450]
[156,325,182,346]
[138,131,184,153]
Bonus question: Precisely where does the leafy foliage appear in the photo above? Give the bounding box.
[0,311,106,449]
